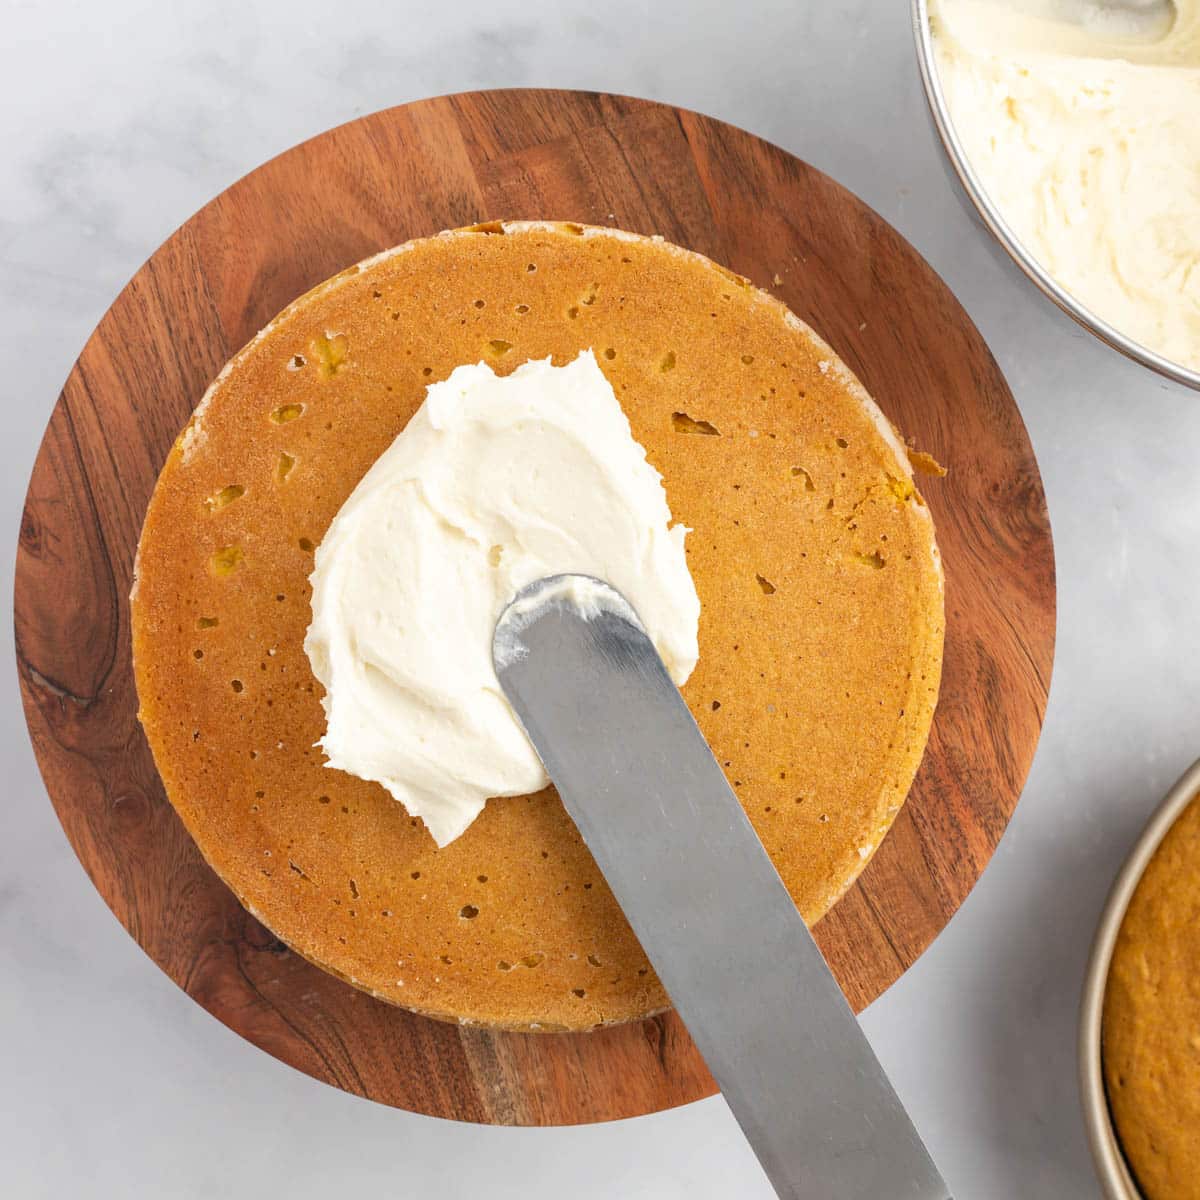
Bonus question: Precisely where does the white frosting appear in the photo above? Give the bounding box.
[933,0,1200,370]
[305,351,700,846]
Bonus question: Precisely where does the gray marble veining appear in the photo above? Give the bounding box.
[5,1,1200,1197]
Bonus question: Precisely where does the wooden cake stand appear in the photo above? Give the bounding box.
[15,89,1054,1125]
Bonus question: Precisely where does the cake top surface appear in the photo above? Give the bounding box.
[131,221,944,1030]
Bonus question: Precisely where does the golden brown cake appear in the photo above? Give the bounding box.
[131,221,945,1030]
[1104,791,1200,1200]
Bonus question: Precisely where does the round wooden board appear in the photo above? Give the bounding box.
[15,89,1054,1125]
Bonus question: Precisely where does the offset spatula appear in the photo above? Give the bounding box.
[494,575,951,1200]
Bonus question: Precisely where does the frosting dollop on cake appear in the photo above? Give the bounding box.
[305,350,700,846]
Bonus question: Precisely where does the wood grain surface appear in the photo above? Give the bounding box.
[14,89,1055,1125]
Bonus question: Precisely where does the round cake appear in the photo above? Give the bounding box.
[131,221,945,1030]
[1104,791,1200,1200]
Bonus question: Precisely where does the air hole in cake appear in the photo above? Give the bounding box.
[587,954,602,968]
[712,700,721,711]
[288,354,306,371]
[275,452,295,483]
[231,679,243,693]
[573,989,586,998]
[197,616,218,629]
[422,366,433,376]
[473,299,485,309]
[498,960,513,972]
[311,332,348,378]
[271,403,304,424]
[836,437,849,449]
[522,954,544,968]
[526,263,537,272]
[791,466,815,491]
[671,412,720,436]
[193,649,203,660]
[741,353,754,365]
[318,795,331,805]
[515,304,530,314]
[459,904,479,920]
[299,537,314,552]
[581,284,599,305]
[603,347,616,360]
[205,482,244,511]
[486,339,512,357]
[349,879,359,899]
[477,874,488,883]
[853,551,886,570]
[410,871,421,880]
[660,350,676,372]
[756,574,777,595]
[210,545,243,575]
[567,306,579,320]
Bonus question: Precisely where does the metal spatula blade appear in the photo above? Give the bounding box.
[493,575,951,1200]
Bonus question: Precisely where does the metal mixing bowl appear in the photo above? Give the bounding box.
[1078,755,1200,1200]
[911,0,1200,391]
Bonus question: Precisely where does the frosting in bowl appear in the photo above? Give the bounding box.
[933,0,1200,371]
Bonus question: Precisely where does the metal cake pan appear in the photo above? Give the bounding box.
[1079,755,1200,1199]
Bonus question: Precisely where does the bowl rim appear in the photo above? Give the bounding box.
[1077,754,1200,1200]
[910,0,1200,393]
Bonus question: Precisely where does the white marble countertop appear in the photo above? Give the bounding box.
[5,1,1199,1197]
